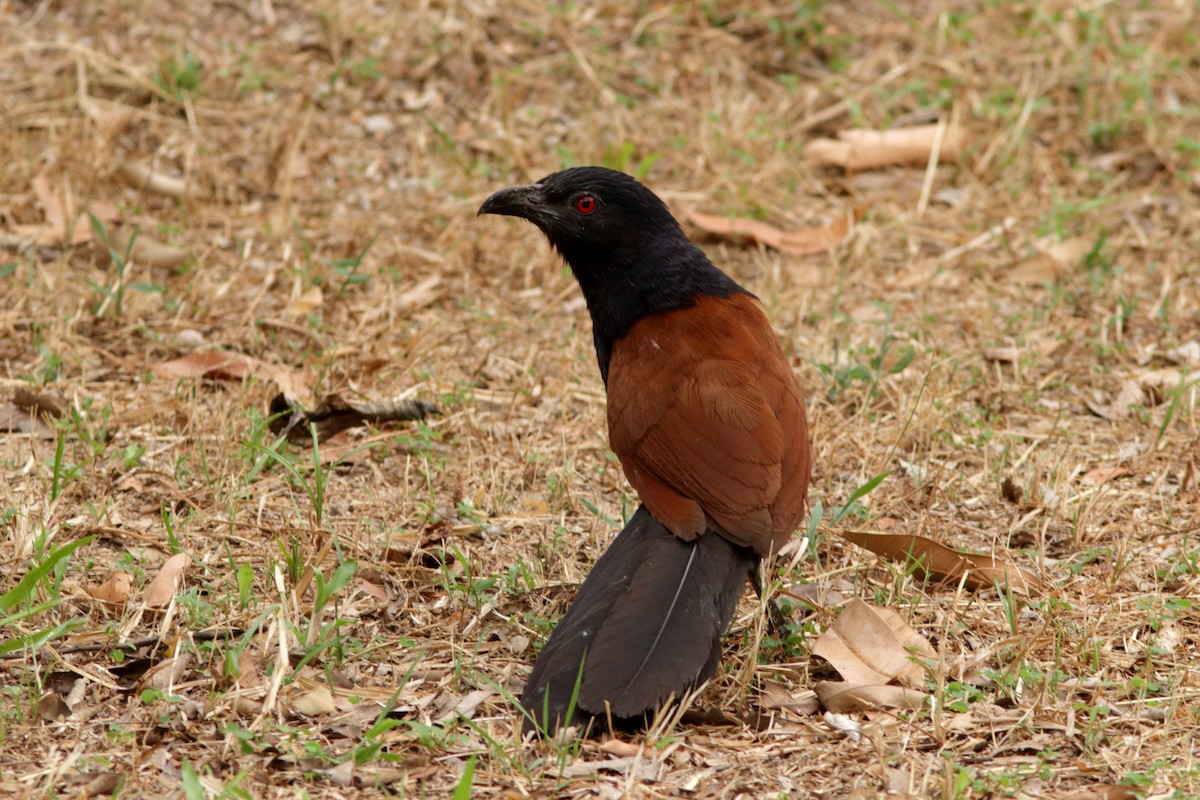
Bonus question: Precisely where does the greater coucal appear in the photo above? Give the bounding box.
[479,166,811,735]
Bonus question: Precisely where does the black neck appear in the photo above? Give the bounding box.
[563,238,745,384]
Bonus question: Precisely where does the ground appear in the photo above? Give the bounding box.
[1,1,1198,798]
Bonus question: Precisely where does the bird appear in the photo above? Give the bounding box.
[478,166,811,736]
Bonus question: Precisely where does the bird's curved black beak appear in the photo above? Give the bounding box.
[477,183,545,219]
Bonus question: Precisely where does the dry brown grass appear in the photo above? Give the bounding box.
[2,1,1198,797]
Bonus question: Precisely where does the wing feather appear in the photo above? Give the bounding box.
[607,294,809,555]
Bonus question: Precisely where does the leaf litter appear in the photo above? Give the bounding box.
[1,2,1197,799]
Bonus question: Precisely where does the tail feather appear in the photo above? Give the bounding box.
[520,504,756,735]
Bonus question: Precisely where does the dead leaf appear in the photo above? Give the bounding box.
[356,570,390,602]
[759,680,821,716]
[433,689,493,724]
[219,649,262,690]
[291,685,336,716]
[107,227,189,269]
[838,531,1044,593]
[1009,237,1091,285]
[85,572,132,607]
[0,403,55,438]
[812,599,934,687]
[324,760,354,788]
[115,160,188,199]
[38,691,72,721]
[74,773,120,798]
[822,710,863,740]
[1084,379,1144,421]
[14,171,121,245]
[598,739,652,758]
[12,386,67,419]
[1080,466,1130,485]
[152,351,311,399]
[814,681,929,713]
[141,653,193,691]
[285,285,324,318]
[1008,255,1065,286]
[780,581,845,609]
[981,337,1060,364]
[687,209,856,255]
[805,123,968,171]
[1137,367,1193,391]
[1166,340,1200,366]
[143,553,189,608]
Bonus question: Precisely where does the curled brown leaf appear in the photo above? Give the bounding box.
[687,209,855,255]
[143,552,189,608]
[85,572,132,607]
[812,598,934,688]
[805,123,968,171]
[814,681,929,713]
[115,160,188,199]
[152,351,311,399]
[838,531,1044,594]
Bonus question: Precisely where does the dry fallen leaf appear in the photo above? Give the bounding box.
[687,209,856,255]
[0,403,55,438]
[285,285,324,318]
[291,685,336,716]
[143,552,190,608]
[74,774,121,799]
[1085,379,1145,421]
[1080,466,1130,485]
[433,689,493,724]
[38,691,72,721]
[981,337,1060,365]
[228,649,261,690]
[814,681,929,713]
[106,227,189,268]
[598,739,652,759]
[1137,367,1193,392]
[115,160,188,199]
[759,680,822,716]
[805,123,968,170]
[812,598,934,687]
[324,760,355,788]
[85,572,132,607]
[355,570,390,602]
[1008,236,1092,285]
[838,531,1044,594]
[13,172,122,245]
[141,653,193,691]
[1166,340,1200,366]
[12,386,67,419]
[152,351,311,399]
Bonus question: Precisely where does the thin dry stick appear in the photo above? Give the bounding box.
[915,115,950,217]
[935,217,1016,267]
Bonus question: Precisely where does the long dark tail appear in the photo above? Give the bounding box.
[520,504,757,735]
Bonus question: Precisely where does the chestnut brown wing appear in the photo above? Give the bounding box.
[607,294,809,557]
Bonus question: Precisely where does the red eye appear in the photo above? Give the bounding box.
[574,194,597,214]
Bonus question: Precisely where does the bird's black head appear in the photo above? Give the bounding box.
[479,166,744,381]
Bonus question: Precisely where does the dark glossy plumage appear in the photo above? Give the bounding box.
[480,166,811,735]
[521,506,755,731]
